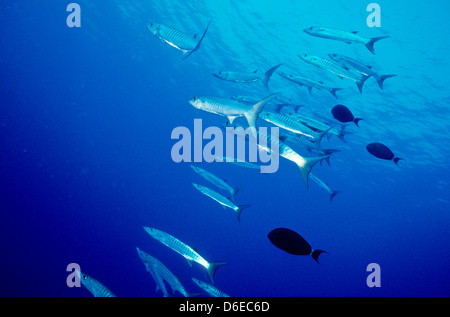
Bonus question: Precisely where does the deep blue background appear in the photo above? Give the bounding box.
[1,1,449,297]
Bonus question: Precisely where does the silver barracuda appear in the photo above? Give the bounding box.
[192,278,230,297]
[192,183,250,222]
[328,53,396,90]
[251,128,329,189]
[189,93,280,138]
[143,227,227,285]
[298,54,369,93]
[136,247,171,297]
[309,173,342,203]
[136,248,201,297]
[259,110,326,145]
[303,26,389,54]
[75,270,116,297]
[213,64,282,91]
[147,21,210,60]
[279,72,343,98]
[190,165,239,202]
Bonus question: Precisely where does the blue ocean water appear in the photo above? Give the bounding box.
[1,0,449,297]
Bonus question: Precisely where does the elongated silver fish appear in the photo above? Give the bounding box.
[214,64,282,91]
[136,248,201,297]
[136,247,171,297]
[192,278,230,297]
[193,183,250,222]
[143,227,227,285]
[189,93,280,137]
[303,26,389,54]
[328,53,396,89]
[309,173,342,203]
[259,111,325,145]
[250,128,329,189]
[298,54,369,93]
[279,72,343,98]
[147,21,210,60]
[75,270,116,297]
[190,165,239,202]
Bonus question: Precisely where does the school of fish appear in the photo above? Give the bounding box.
[77,13,402,298]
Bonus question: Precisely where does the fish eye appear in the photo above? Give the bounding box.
[193,97,197,101]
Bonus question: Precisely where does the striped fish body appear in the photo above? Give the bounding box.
[193,183,239,212]
[190,165,237,200]
[137,247,171,297]
[279,72,341,97]
[214,71,261,83]
[143,227,227,285]
[304,26,369,45]
[190,96,250,120]
[298,54,362,83]
[144,227,210,268]
[140,250,195,297]
[259,111,316,140]
[192,278,230,297]
[76,271,116,297]
[148,22,198,52]
[328,54,376,77]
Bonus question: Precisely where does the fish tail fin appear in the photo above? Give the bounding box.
[329,88,343,99]
[298,155,330,189]
[330,190,342,203]
[376,74,397,89]
[393,157,403,166]
[230,187,240,202]
[182,21,210,60]
[244,93,280,137]
[207,261,228,285]
[262,64,283,91]
[311,249,328,264]
[314,127,333,149]
[236,204,251,222]
[354,118,363,127]
[365,36,390,54]
[356,75,370,93]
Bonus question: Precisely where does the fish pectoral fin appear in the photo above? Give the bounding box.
[351,31,359,34]
[227,116,238,124]
[186,258,194,267]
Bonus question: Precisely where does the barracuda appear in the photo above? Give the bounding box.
[298,54,369,93]
[213,64,282,91]
[136,248,201,297]
[147,21,210,60]
[309,173,342,203]
[189,93,280,138]
[192,183,250,222]
[279,72,343,98]
[143,227,227,285]
[328,53,396,89]
[136,247,172,297]
[75,270,116,297]
[254,128,329,189]
[190,165,239,202]
[303,26,389,54]
[192,278,230,297]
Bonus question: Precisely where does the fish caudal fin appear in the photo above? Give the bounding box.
[236,204,251,222]
[365,36,390,54]
[354,118,363,127]
[329,190,342,203]
[298,155,330,189]
[329,88,343,99]
[262,64,283,91]
[245,93,280,138]
[182,21,210,60]
[393,157,403,166]
[356,75,370,93]
[207,261,228,285]
[375,74,397,89]
[311,249,328,264]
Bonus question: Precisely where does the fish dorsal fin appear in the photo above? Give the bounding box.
[253,70,259,73]
[366,65,373,69]
[318,81,324,84]
[351,31,358,34]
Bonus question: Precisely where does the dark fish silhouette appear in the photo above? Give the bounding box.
[331,104,363,127]
[268,228,327,264]
[366,142,402,166]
